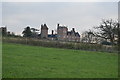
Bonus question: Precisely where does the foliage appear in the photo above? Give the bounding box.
[22,26,32,37]
[81,30,97,43]
[2,37,118,53]
[101,41,112,45]
[0,27,7,36]
[31,28,39,38]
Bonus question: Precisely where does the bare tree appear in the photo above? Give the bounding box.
[117,21,120,51]
[81,30,97,43]
[94,19,118,45]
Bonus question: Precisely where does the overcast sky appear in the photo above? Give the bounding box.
[1,2,118,35]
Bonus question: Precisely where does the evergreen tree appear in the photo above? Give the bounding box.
[22,26,32,37]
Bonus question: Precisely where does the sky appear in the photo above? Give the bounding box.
[1,1,118,35]
[1,0,120,2]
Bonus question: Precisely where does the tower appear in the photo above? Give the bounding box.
[57,23,68,41]
[0,27,7,36]
[41,24,48,39]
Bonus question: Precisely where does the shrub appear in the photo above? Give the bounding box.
[2,37,118,53]
[101,41,112,45]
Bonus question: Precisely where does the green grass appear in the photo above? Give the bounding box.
[3,43,118,78]
[0,42,2,79]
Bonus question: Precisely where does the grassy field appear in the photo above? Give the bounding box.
[2,43,118,78]
[0,42,2,79]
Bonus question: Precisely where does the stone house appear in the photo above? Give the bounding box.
[48,30,57,40]
[40,23,80,42]
[57,24,68,41]
[57,24,80,42]
[40,24,48,39]
[0,27,7,36]
[67,30,80,42]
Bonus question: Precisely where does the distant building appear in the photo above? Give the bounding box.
[40,23,80,42]
[57,24,68,41]
[48,30,57,40]
[0,27,7,36]
[57,24,80,42]
[66,28,80,42]
[40,24,48,39]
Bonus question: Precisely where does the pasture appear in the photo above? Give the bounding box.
[2,43,118,78]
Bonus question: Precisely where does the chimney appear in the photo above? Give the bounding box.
[57,23,59,27]
[41,24,43,27]
[72,28,75,32]
[52,30,54,35]
[44,24,47,27]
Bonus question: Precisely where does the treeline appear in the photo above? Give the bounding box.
[81,19,119,45]
[1,19,120,46]
[3,37,118,53]
[1,19,120,53]
[18,19,120,46]
[20,19,120,46]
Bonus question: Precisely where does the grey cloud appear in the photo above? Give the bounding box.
[2,2,118,35]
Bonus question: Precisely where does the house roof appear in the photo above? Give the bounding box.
[67,31,72,35]
[75,32,80,37]
[41,24,48,29]
[48,34,57,38]
[57,26,68,30]
[67,31,80,37]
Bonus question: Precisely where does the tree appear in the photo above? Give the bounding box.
[22,26,32,37]
[81,30,97,43]
[0,27,7,36]
[31,28,39,38]
[7,32,16,37]
[94,19,118,45]
[117,21,120,51]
